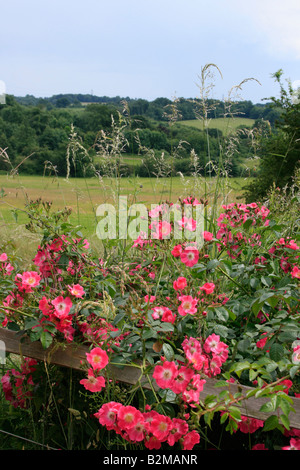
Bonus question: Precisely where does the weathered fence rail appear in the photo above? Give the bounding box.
[1,327,300,429]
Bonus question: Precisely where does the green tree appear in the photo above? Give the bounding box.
[38,126,67,150]
[244,70,300,202]
[26,107,50,135]
[74,104,118,133]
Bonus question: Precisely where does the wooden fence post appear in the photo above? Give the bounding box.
[1,327,300,429]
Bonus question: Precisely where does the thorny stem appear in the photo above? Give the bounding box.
[217,265,250,296]
[43,361,69,448]
[154,252,167,297]
[109,361,142,369]
[194,374,291,420]
[0,305,36,319]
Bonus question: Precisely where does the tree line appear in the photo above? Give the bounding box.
[1,89,294,198]
[15,93,281,123]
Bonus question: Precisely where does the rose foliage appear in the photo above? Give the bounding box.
[0,196,300,450]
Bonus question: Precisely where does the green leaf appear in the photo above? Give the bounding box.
[40,331,53,349]
[109,329,121,339]
[280,414,290,430]
[250,278,259,289]
[155,403,176,419]
[227,309,237,321]
[142,328,157,340]
[278,331,298,343]
[265,362,278,374]
[24,319,40,332]
[226,419,239,434]
[263,415,279,432]
[251,299,261,316]
[206,259,220,270]
[228,406,241,422]
[261,276,272,287]
[269,343,284,362]
[290,366,300,379]
[204,411,214,429]
[165,389,177,403]
[246,388,257,399]
[156,322,174,333]
[110,355,127,368]
[249,368,259,382]
[57,253,69,268]
[103,281,117,297]
[213,324,230,338]
[113,312,126,326]
[237,338,251,353]
[162,343,174,361]
[207,400,218,409]
[29,327,43,342]
[243,218,254,230]
[145,353,154,365]
[279,398,293,418]
[259,291,276,304]
[255,388,270,398]
[260,401,275,413]
[214,306,229,322]
[204,394,218,405]
[220,412,229,424]
[231,361,251,376]
[266,295,280,308]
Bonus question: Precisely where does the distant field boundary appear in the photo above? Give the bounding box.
[180,117,255,133]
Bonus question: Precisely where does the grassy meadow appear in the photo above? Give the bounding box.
[0,105,255,264]
[180,117,255,133]
[0,173,251,261]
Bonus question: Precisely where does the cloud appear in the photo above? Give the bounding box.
[1,0,299,101]
[229,0,300,59]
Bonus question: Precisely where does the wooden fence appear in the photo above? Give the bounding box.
[1,327,300,429]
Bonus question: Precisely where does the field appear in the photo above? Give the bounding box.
[0,173,250,265]
[0,173,250,228]
[180,117,255,133]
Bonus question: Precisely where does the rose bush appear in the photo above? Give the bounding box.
[0,196,299,450]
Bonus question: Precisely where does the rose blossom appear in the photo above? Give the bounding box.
[51,296,73,319]
[202,231,213,241]
[21,271,41,289]
[80,369,105,392]
[173,276,187,291]
[153,361,178,389]
[117,405,144,431]
[199,282,215,295]
[86,347,109,370]
[171,244,183,257]
[94,402,122,430]
[291,265,300,279]
[0,253,8,262]
[68,283,85,298]
[178,295,198,316]
[182,430,200,450]
[180,246,199,267]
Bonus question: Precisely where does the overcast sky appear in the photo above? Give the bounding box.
[1,0,300,104]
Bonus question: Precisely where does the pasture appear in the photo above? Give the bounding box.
[180,117,255,133]
[0,173,250,265]
[0,173,250,230]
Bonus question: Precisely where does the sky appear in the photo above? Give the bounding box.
[1,0,300,104]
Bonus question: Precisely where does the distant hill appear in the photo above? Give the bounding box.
[14,93,127,108]
[0,92,282,179]
[14,93,282,125]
